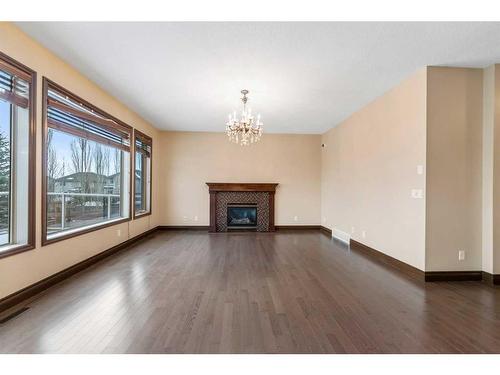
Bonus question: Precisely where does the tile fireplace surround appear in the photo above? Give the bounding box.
[206,183,279,232]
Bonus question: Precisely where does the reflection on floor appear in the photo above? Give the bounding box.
[0,230,499,353]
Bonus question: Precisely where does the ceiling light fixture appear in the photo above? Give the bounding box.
[226,89,263,146]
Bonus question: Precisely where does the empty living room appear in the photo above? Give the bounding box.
[1,1,500,372]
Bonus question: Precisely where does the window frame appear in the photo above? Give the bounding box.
[0,51,36,259]
[132,129,152,219]
[41,78,133,246]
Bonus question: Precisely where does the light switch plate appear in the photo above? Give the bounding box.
[417,165,424,175]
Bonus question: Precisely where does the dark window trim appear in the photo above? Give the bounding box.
[133,129,152,219]
[45,80,132,137]
[46,97,130,140]
[41,78,133,246]
[0,51,37,260]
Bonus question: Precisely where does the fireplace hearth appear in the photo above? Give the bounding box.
[206,183,278,232]
[227,204,257,228]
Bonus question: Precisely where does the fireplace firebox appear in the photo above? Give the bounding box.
[227,204,257,228]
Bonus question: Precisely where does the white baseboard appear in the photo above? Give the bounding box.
[332,227,351,244]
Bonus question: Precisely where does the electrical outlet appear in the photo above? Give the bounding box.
[416,165,424,175]
[362,230,366,239]
[458,250,465,261]
[117,229,121,237]
[183,216,188,222]
[194,215,198,222]
[294,216,298,222]
[351,226,355,234]
[322,217,327,223]
[411,189,424,199]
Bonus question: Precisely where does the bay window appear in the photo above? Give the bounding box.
[133,130,152,217]
[43,79,132,244]
[0,52,36,258]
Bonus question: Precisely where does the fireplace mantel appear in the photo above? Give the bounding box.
[206,183,279,232]
[206,183,278,193]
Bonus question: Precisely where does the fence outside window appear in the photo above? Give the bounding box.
[46,192,121,234]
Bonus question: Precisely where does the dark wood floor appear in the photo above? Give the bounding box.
[1,230,499,353]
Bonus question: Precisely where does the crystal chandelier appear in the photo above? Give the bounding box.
[226,89,263,146]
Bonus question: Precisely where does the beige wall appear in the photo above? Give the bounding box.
[321,69,427,270]
[158,131,321,226]
[493,65,500,274]
[482,65,495,273]
[0,23,161,299]
[425,67,483,272]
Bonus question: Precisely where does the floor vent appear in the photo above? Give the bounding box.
[332,227,351,244]
[0,307,30,324]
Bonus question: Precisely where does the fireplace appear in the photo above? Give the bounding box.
[206,183,278,232]
[227,204,257,228]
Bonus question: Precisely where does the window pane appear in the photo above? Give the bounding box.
[0,70,31,251]
[0,100,11,246]
[46,128,130,237]
[134,151,145,212]
[133,132,151,217]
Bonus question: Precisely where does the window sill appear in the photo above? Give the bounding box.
[43,217,130,246]
[0,242,35,260]
[133,210,152,219]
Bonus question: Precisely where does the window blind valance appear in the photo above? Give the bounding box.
[45,81,132,151]
[0,68,30,109]
[134,130,152,157]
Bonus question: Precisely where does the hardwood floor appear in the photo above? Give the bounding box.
[1,230,499,353]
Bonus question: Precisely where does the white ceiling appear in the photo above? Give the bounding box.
[16,22,500,134]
